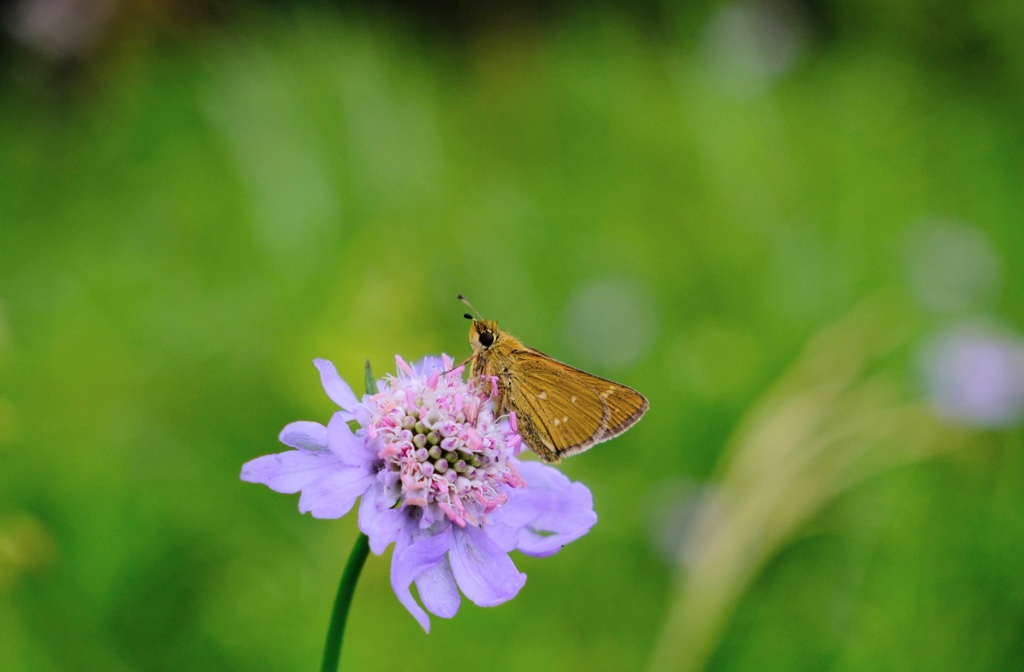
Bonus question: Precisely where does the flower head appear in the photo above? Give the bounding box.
[918,324,1024,428]
[242,354,597,631]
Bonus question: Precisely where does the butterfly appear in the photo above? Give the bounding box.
[458,295,649,463]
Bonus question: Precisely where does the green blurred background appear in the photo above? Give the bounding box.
[2,1,1024,670]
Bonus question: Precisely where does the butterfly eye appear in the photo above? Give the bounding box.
[479,330,495,347]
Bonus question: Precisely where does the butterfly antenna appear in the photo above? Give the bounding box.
[457,294,484,320]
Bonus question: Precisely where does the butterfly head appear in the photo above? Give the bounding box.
[459,295,501,352]
[466,315,500,352]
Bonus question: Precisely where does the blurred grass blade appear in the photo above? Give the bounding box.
[648,297,968,672]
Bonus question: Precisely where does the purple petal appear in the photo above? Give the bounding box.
[353,405,372,428]
[411,356,446,377]
[327,412,375,465]
[297,468,374,519]
[359,492,405,555]
[278,421,328,451]
[492,461,597,557]
[240,450,342,494]
[391,525,454,632]
[482,521,520,553]
[448,524,526,607]
[314,359,359,411]
[415,557,461,619]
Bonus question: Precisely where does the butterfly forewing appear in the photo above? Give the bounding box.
[594,377,649,443]
[508,350,648,461]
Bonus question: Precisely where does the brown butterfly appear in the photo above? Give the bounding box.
[458,295,649,463]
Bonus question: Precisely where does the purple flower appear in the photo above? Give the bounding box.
[918,324,1024,427]
[241,354,597,631]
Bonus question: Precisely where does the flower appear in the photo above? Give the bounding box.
[241,354,597,631]
[918,324,1024,428]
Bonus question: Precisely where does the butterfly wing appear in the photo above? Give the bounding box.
[503,348,649,462]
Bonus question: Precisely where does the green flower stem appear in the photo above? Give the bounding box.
[320,532,370,672]
[320,361,376,672]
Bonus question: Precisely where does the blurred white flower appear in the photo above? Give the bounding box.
[699,0,806,97]
[906,219,1002,315]
[8,0,115,59]
[643,479,721,567]
[562,276,657,371]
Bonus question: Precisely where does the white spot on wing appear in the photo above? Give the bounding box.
[538,391,548,400]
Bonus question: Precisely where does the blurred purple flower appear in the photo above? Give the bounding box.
[919,325,1024,427]
[242,355,596,631]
